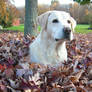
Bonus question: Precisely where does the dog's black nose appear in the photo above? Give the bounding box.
[63,27,71,34]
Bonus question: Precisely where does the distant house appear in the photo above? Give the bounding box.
[12,18,20,26]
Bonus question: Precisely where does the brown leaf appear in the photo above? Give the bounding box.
[69,70,84,83]
[15,65,23,69]
[5,68,14,78]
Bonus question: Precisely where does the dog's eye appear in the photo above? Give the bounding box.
[52,19,59,23]
[67,20,71,24]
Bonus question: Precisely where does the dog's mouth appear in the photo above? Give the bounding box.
[55,38,65,42]
[55,37,70,42]
[55,39,61,41]
[55,33,73,42]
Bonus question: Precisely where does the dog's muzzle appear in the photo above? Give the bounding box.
[63,27,71,40]
[55,27,72,41]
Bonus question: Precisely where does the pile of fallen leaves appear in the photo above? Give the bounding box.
[0,32,92,92]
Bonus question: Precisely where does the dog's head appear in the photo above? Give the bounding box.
[37,11,76,41]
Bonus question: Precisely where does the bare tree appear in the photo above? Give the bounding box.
[24,0,38,36]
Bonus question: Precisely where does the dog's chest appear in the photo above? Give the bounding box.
[42,42,67,65]
[57,42,67,62]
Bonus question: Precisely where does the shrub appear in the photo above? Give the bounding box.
[0,4,19,28]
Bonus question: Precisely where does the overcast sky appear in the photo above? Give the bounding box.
[12,0,74,7]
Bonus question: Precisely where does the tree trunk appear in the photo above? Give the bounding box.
[24,0,38,37]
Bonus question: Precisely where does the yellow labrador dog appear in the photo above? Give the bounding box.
[29,11,76,65]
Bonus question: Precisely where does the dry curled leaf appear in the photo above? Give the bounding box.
[69,70,84,83]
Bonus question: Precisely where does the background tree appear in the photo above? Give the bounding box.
[24,0,38,37]
[0,0,19,27]
[18,7,25,24]
[74,0,92,28]
[50,0,59,10]
[74,0,91,4]
[38,4,50,15]
[0,0,10,27]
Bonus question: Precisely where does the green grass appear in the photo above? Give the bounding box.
[75,24,92,34]
[4,24,92,34]
[4,24,24,32]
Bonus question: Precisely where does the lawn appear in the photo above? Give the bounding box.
[4,24,92,34]
[4,24,24,32]
[75,24,92,34]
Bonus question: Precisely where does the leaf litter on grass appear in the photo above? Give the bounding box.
[0,32,92,92]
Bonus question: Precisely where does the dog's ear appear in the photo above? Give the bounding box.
[70,17,76,31]
[36,11,51,31]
